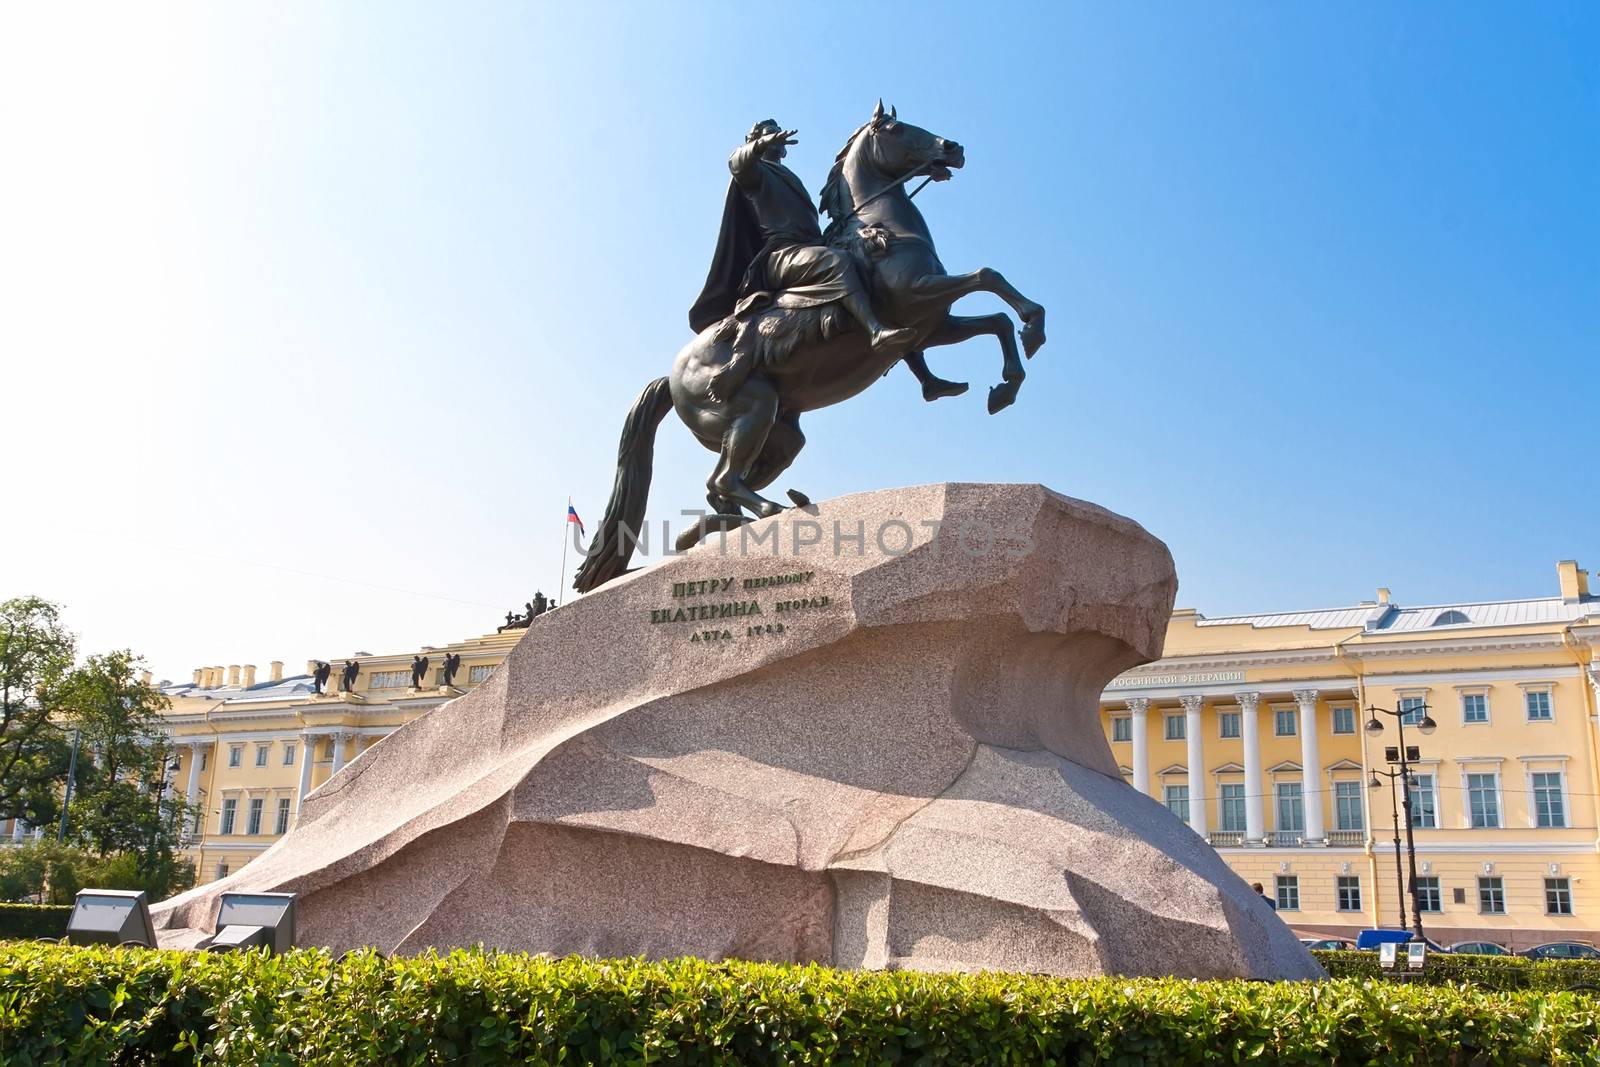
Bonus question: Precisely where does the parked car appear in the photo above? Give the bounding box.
[1299,938,1354,951]
[1449,941,1511,956]
[1520,941,1600,960]
[1354,928,1413,950]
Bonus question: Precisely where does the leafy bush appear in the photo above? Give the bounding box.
[0,841,193,905]
[0,904,71,940]
[1314,948,1600,992]
[1,943,1598,1066]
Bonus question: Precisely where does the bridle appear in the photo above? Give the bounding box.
[831,143,942,230]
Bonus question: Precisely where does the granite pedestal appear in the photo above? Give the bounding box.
[153,483,1322,979]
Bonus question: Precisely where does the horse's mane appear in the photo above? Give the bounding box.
[818,121,872,225]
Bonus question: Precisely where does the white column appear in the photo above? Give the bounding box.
[1239,692,1265,845]
[296,732,316,813]
[184,743,206,807]
[1295,688,1324,843]
[10,820,24,842]
[1180,694,1207,839]
[330,731,351,774]
[1127,698,1151,795]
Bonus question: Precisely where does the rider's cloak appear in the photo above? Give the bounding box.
[689,180,763,334]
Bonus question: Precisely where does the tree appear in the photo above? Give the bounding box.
[0,597,75,827]
[56,650,194,881]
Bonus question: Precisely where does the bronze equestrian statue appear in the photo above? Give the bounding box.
[575,102,1046,594]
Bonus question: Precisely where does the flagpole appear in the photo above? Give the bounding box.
[559,497,571,603]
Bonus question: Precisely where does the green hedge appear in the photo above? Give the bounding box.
[0,904,70,941]
[2,943,1599,1065]
[1314,949,1600,991]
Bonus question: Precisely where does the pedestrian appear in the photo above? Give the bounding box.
[1252,882,1277,910]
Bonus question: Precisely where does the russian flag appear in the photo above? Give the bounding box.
[566,499,585,538]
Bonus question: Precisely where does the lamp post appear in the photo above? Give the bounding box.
[1369,766,1409,930]
[56,729,81,843]
[1365,702,1436,943]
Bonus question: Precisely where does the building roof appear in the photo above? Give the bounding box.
[161,675,315,701]
[1194,595,1599,634]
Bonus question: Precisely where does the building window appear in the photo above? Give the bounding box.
[217,863,229,880]
[1478,876,1506,914]
[283,743,296,767]
[1525,690,1552,722]
[1273,708,1296,737]
[200,751,209,771]
[1331,707,1355,734]
[1219,783,1246,832]
[1336,876,1362,912]
[1219,711,1240,739]
[1111,716,1132,743]
[321,740,335,760]
[228,745,243,768]
[275,797,292,835]
[1164,714,1185,741]
[255,744,269,768]
[1546,878,1573,916]
[1409,774,1437,828]
[1163,785,1189,823]
[246,798,263,835]
[1461,693,1488,724]
[468,664,494,684]
[1466,773,1500,828]
[1416,877,1441,913]
[1334,781,1364,831]
[220,798,237,835]
[1399,696,1427,725]
[1275,875,1299,911]
[1275,782,1304,833]
[1532,772,1566,828]
[369,669,410,689]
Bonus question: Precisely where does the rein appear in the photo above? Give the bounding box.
[833,165,936,230]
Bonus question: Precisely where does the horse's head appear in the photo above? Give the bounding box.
[858,99,964,181]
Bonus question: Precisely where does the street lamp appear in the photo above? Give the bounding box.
[1365,702,1434,942]
[1369,768,1409,930]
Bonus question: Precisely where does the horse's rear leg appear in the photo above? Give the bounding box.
[923,312,1027,414]
[745,412,806,495]
[708,382,786,518]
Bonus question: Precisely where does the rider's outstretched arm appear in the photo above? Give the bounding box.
[729,141,765,191]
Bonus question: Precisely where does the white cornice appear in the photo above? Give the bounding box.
[191,841,274,853]
[213,729,301,744]
[1362,665,1581,688]
[1371,841,1598,855]
[1347,633,1570,659]
[1214,846,1367,855]
[1121,647,1346,673]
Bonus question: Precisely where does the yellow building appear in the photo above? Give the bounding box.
[1101,560,1600,949]
[158,628,522,882]
[156,562,1599,950]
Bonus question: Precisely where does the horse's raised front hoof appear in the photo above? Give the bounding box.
[786,488,814,509]
[1020,310,1046,358]
[922,377,970,402]
[987,379,1021,414]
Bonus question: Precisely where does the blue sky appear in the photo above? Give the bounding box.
[1,4,1595,680]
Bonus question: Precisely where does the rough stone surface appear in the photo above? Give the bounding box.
[153,483,1323,979]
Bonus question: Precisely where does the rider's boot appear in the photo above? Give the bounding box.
[842,292,916,352]
[870,325,917,351]
[904,351,969,402]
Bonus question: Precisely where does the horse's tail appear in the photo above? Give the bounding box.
[573,376,673,594]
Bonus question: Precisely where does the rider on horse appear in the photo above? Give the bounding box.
[689,120,960,401]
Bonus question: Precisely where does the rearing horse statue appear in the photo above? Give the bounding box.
[574,102,1047,594]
